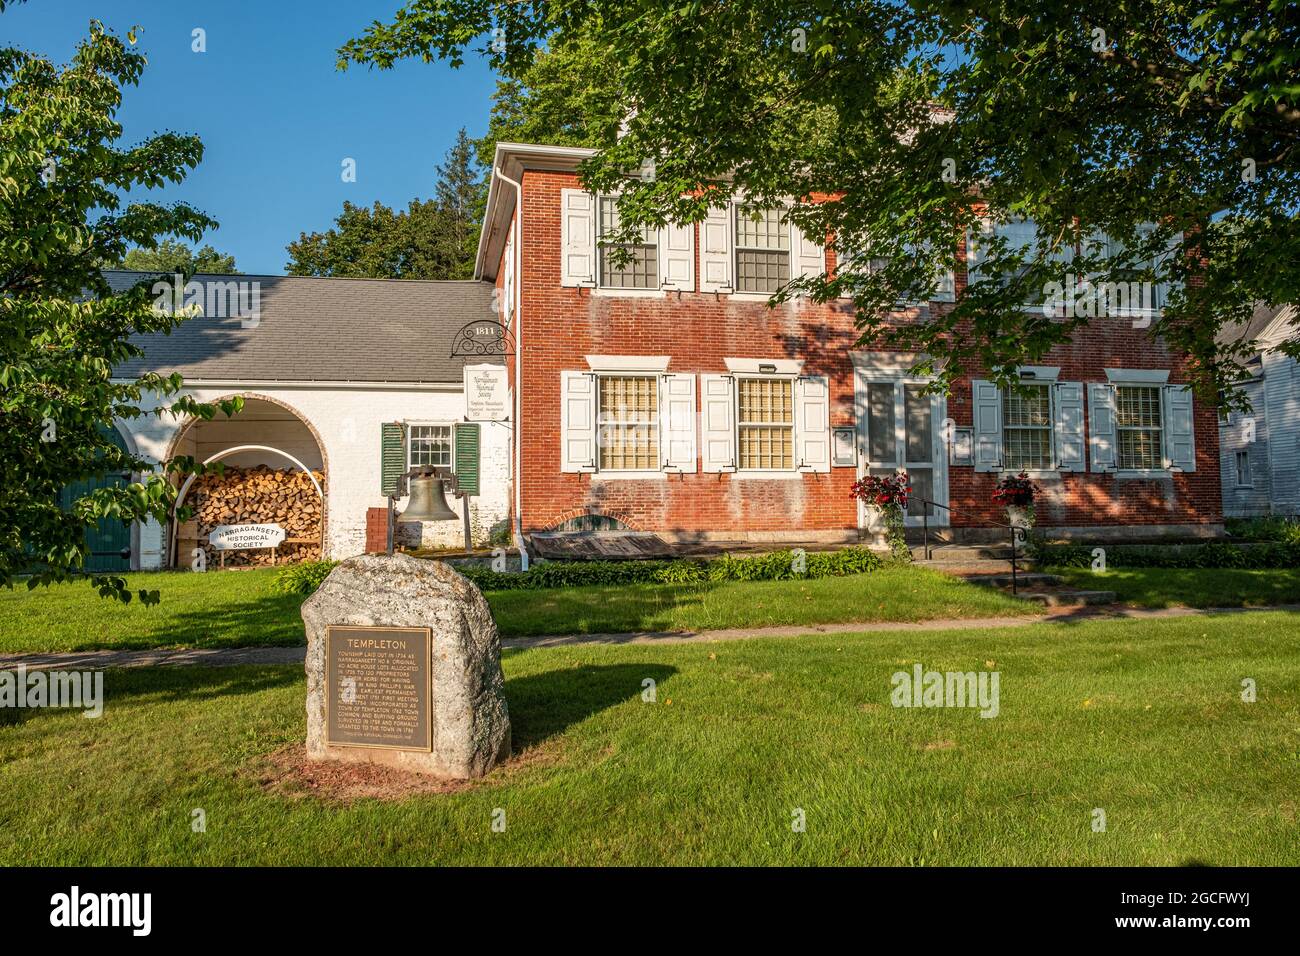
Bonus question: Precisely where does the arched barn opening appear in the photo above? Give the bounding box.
[168,396,327,568]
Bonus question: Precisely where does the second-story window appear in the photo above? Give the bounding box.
[599,197,658,289]
[735,206,790,293]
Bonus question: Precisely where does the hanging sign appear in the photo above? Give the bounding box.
[463,364,510,422]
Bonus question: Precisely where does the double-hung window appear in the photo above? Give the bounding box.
[597,375,659,470]
[1001,384,1054,470]
[1114,385,1163,470]
[735,207,790,293]
[1235,450,1251,487]
[598,197,658,289]
[408,424,452,469]
[737,377,795,469]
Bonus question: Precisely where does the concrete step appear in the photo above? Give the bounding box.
[915,560,1040,577]
[1013,589,1117,607]
[960,571,1062,588]
[914,544,1022,562]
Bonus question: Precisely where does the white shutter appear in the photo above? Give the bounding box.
[1088,383,1117,472]
[1163,384,1196,471]
[791,218,825,285]
[972,379,1002,472]
[560,371,596,471]
[1053,381,1086,471]
[560,189,595,287]
[700,374,736,472]
[659,222,695,290]
[659,373,697,472]
[795,375,831,472]
[700,205,733,293]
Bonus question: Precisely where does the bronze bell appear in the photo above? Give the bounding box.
[397,470,458,523]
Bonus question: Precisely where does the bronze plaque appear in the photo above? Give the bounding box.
[325,626,432,751]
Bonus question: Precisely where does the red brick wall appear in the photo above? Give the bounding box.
[506,167,1222,535]
[365,506,388,554]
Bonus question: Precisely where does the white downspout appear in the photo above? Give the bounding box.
[494,168,529,571]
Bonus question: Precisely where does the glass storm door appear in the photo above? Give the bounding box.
[859,380,946,528]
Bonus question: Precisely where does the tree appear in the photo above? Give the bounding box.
[472,32,620,168]
[284,129,484,279]
[435,127,486,278]
[1,20,238,602]
[339,1,1300,403]
[114,239,238,274]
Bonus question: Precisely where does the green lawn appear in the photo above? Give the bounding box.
[1052,567,1300,609]
[1,612,1296,865]
[0,566,1033,653]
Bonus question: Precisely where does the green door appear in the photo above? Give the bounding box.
[59,426,132,572]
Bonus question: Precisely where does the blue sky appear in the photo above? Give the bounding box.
[6,0,499,274]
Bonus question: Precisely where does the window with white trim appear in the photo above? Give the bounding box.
[735,207,790,293]
[1235,450,1251,487]
[598,196,658,289]
[1115,385,1163,470]
[597,375,659,470]
[408,424,452,468]
[737,377,794,469]
[1002,384,1053,470]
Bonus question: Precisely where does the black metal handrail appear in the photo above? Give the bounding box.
[909,496,1029,595]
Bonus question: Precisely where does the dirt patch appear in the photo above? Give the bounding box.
[250,742,562,805]
[920,739,958,751]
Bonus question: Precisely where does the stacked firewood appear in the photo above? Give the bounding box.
[188,465,325,566]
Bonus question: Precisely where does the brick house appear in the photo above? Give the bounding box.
[476,142,1223,550]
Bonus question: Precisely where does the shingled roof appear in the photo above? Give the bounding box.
[108,271,501,384]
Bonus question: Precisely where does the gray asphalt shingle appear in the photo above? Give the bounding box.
[107,270,501,383]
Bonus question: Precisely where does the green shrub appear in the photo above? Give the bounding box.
[453,547,883,592]
[1039,542,1300,570]
[270,560,339,595]
[1226,516,1300,545]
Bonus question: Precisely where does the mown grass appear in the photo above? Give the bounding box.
[0,566,1033,653]
[1051,567,1300,609]
[484,566,1033,636]
[1,612,1296,865]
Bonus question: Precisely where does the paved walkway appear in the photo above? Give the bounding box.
[2,603,1296,671]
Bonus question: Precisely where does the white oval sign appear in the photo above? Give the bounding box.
[208,523,286,550]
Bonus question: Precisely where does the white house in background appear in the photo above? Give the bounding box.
[1217,303,1300,518]
[105,270,511,569]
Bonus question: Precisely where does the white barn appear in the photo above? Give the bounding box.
[105,271,511,570]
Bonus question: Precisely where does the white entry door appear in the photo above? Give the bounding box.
[857,377,948,528]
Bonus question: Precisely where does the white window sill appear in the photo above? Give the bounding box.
[732,470,802,480]
[592,287,666,299]
[1114,469,1172,479]
[998,469,1062,480]
[591,470,669,481]
[728,291,781,302]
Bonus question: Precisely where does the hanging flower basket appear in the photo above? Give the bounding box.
[851,472,912,562]
[991,471,1039,531]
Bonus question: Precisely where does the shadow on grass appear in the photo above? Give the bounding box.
[504,662,677,748]
[102,591,306,652]
[0,664,300,728]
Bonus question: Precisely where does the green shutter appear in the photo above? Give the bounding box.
[381,422,405,495]
[454,423,480,496]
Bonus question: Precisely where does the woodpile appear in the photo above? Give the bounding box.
[186,465,325,567]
